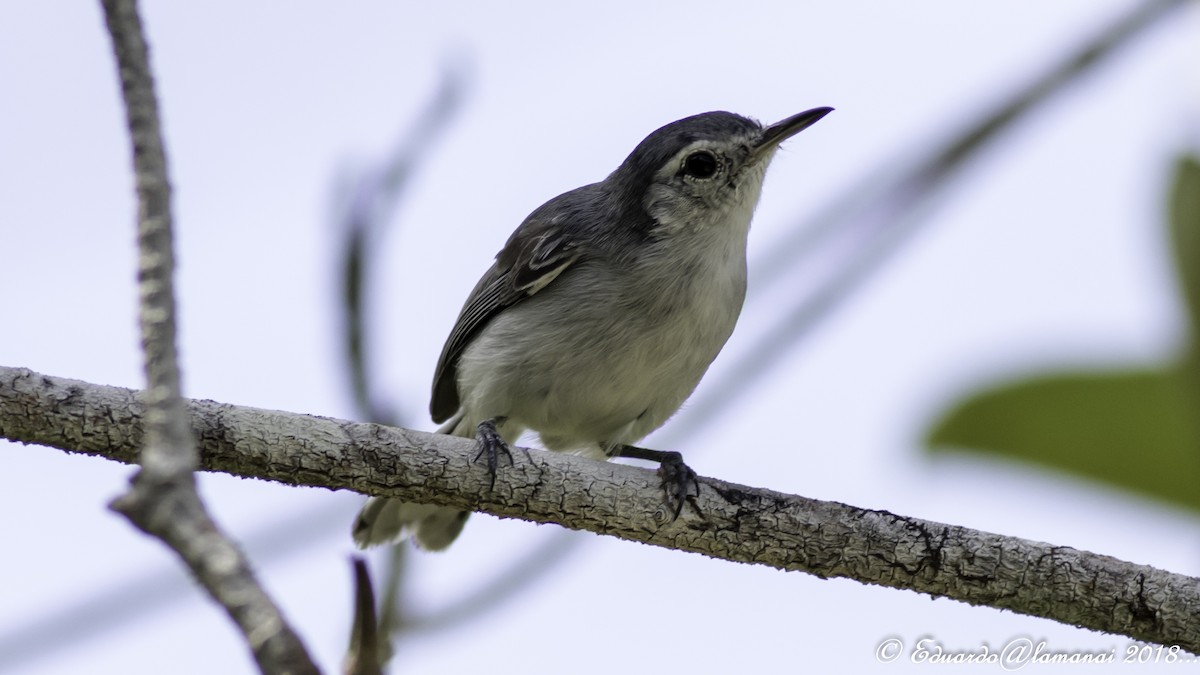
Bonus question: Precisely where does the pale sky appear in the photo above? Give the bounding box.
[2,1,1198,673]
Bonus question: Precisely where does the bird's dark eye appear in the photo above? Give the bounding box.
[682,151,719,179]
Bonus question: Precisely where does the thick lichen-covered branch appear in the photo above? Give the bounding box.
[3,365,1197,653]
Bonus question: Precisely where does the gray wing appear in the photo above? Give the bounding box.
[429,209,582,423]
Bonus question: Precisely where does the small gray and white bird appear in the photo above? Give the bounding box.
[353,107,832,550]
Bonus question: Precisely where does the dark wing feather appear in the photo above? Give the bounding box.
[429,210,582,423]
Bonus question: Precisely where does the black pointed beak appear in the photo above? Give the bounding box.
[753,106,833,158]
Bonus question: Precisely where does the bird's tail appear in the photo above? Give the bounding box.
[351,413,471,551]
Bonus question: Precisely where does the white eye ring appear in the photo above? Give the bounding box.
[681,151,719,179]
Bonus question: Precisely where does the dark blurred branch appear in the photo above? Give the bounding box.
[759,0,1187,282]
[340,62,468,426]
[374,543,408,665]
[4,365,1199,653]
[344,559,382,675]
[332,62,472,665]
[328,60,593,661]
[398,530,584,635]
[99,2,319,673]
[901,0,1184,195]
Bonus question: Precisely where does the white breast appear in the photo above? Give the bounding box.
[457,162,764,454]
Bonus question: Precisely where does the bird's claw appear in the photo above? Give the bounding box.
[657,451,699,520]
[474,418,513,490]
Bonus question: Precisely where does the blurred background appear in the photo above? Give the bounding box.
[2,1,1199,672]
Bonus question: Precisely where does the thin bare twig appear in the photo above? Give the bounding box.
[99,1,319,672]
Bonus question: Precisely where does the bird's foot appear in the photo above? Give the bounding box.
[656,451,699,520]
[474,417,513,490]
[607,444,700,520]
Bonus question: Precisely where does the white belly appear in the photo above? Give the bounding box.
[456,234,747,454]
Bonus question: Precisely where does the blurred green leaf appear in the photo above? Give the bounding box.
[926,368,1200,511]
[925,155,1200,510]
[1170,155,1200,339]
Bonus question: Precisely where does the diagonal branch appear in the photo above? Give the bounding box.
[676,0,1190,439]
[3,365,1197,654]
[99,1,318,672]
[339,60,468,427]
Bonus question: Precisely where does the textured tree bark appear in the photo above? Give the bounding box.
[3,365,1197,653]
[100,1,319,671]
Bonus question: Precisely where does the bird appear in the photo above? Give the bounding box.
[353,106,833,550]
